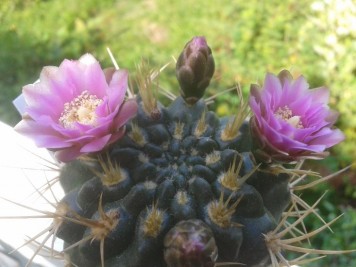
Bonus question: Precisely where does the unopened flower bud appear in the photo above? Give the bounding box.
[164,219,218,267]
[176,36,215,105]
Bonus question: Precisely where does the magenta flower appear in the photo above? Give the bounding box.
[249,70,345,163]
[15,54,137,162]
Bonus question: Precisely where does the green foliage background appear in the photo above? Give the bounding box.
[0,0,355,266]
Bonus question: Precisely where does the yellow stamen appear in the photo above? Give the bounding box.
[59,90,102,128]
[274,106,303,129]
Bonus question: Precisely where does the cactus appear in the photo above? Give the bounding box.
[11,36,354,267]
[57,91,289,267]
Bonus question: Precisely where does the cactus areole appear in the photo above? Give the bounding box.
[14,36,345,267]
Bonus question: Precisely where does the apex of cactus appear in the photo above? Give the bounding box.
[176,36,215,105]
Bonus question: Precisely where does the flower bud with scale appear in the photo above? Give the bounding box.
[176,36,215,105]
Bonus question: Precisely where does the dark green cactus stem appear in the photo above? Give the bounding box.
[56,37,291,267]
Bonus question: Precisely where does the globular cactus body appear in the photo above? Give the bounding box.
[53,37,292,267]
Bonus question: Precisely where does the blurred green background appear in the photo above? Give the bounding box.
[0,0,355,265]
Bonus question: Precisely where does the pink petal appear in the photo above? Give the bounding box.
[95,98,109,117]
[324,110,339,125]
[107,70,128,111]
[41,65,79,105]
[264,73,282,97]
[23,85,64,119]
[112,99,138,128]
[80,134,112,153]
[107,128,126,144]
[78,54,108,98]
[14,119,70,148]
[58,59,86,97]
[103,67,116,84]
[249,84,262,102]
[55,146,82,162]
[308,86,329,104]
[65,134,95,144]
[309,128,345,148]
[15,118,59,138]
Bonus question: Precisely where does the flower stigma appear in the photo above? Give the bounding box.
[274,105,303,129]
[59,90,103,128]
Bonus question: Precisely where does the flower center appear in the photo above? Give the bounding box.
[274,106,303,129]
[59,90,103,128]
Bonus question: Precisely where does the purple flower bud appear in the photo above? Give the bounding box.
[249,70,345,163]
[176,36,215,104]
[164,219,218,267]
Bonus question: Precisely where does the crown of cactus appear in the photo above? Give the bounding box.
[13,36,351,267]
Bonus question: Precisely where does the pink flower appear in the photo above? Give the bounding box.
[249,70,345,163]
[15,54,137,162]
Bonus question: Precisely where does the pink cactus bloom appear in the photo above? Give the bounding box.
[15,54,137,162]
[249,71,345,163]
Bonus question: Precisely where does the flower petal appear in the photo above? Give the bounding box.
[80,134,112,153]
[54,146,82,162]
[249,72,344,163]
[107,70,129,111]
[14,54,137,161]
[113,99,138,128]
